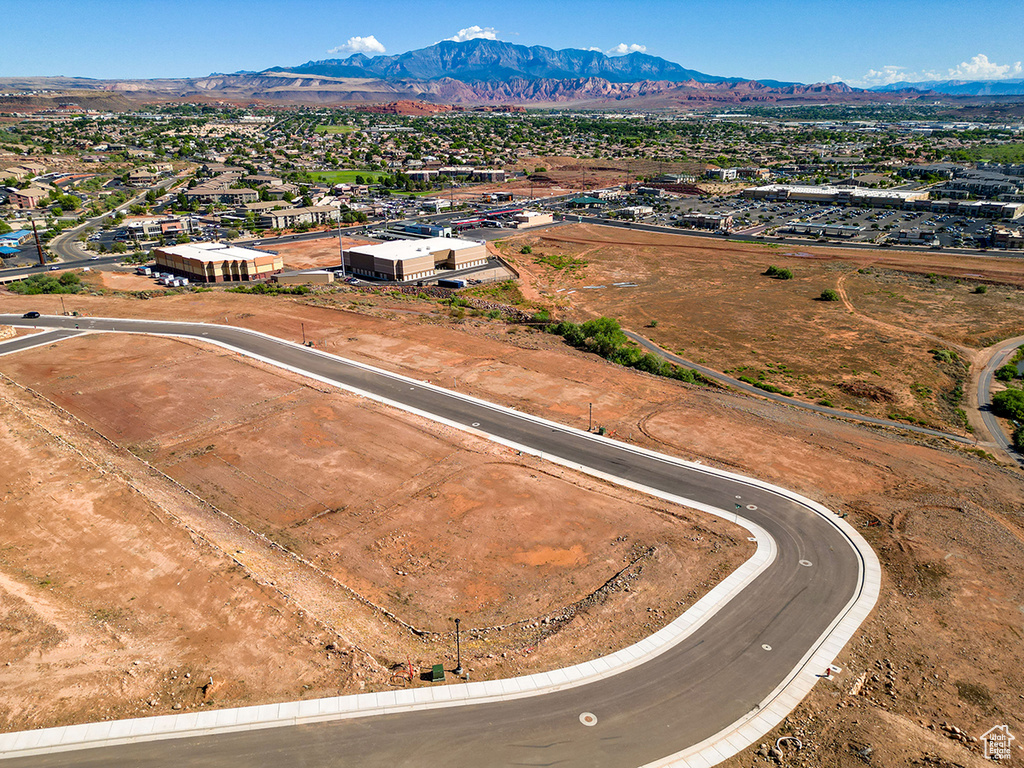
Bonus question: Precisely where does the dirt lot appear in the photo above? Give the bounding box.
[461,156,717,201]
[0,311,748,732]
[0,287,1022,766]
[264,235,375,271]
[497,224,1024,433]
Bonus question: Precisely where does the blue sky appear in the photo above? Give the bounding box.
[5,0,1023,86]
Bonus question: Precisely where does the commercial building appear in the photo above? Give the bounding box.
[124,216,198,241]
[344,237,487,282]
[272,270,336,285]
[473,169,506,183]
[743,184,930,208]
[9,187,48,209]
[127,169,159,186]
[992,224,1024,250]
[0,230,33,246]
[185,186,258,205]
[153,243,283,283]
[705,168,738,181]
[406,170,439,182]
[512,211,554,228]
[438,165,475,178]
[420,198,452,213]
[782,222,864,238]
[680,212,734,230]
[258,205,340,230]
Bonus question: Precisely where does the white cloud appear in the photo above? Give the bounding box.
[327,35,386,56]
[607,43,647,56]
[842,54,1022,88]
[949,53,1022,80]
[585,46,603,52]
[445,26,499,43]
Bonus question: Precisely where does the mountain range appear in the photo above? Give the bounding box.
[870,78,1024,96]
[3,39,1022,109]
[268,38,796,88]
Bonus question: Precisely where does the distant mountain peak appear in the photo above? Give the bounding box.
[266,38,796,87]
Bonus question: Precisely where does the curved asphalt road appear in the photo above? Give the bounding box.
[976,336,1024,466]
[0,314,875,768]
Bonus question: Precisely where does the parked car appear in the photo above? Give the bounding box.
[22,311,40,318]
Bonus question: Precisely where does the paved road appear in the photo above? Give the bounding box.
[0,328,83,356]
[623,331,972,445]
[0,315,874,768]
[976,336,1024,466]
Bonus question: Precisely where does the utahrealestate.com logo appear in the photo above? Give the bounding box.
[981,725,1015,761]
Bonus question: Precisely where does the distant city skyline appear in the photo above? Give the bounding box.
[6,0,1023,88]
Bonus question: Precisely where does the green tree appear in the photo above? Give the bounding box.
[820,288,841,302]
[995,364,1018,382]
[992,388,1024,421]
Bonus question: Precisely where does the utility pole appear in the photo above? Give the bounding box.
[589,402,593,432]
[301,322,306,345]
[31,220,45,266]
[337,205,346,278]
[453,618,464,676]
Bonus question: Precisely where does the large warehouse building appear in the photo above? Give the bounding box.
[153,243,283,283]
[344,238,488,281]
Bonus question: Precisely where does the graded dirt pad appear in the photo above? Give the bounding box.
[267,235,375,271]
[0,290,1023,766]
[0,376,351,732]
[95,270,162,291]
[0,327,748,731]
[497,223,1024,432]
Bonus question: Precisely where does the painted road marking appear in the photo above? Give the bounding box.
[799,560,813,567]
[762,644,772,651]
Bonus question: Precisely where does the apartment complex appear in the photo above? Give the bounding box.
[258,205,340,230]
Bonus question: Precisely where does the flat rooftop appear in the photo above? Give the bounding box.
[348,237,482,263]
[157,243,273,263]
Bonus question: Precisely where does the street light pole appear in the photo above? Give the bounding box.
[589,402,593,432]
[454,618,464,676]
[301,322,305,345]
[337,206,346,278]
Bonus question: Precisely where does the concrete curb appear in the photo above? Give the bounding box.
[0,317,881,766]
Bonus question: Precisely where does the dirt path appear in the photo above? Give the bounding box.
[835,271,976,362]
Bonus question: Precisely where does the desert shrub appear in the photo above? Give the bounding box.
[763,265,793,280]
[548,316,706,385]
[973,285,988,294]
[226,283,310,295]
[7,272,82,295]
[820,288,840,302]
[519,245,532,254]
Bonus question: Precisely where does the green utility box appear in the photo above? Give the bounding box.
[431,664,445,682]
